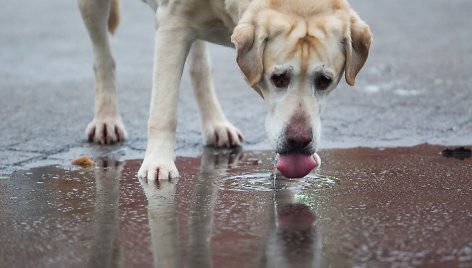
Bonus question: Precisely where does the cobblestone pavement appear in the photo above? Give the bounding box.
[1,0,471,174]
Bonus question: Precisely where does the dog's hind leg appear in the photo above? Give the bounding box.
[78,0,127,144]
[188,40,244,148]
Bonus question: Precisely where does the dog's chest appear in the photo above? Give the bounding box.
[197,23,234,47]
[194,0,237,47]
[142,0,238,47]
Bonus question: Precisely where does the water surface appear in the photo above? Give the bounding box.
[1,145,471,267]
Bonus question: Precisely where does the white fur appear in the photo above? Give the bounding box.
[78,0,371,180]
[78,0,128,144]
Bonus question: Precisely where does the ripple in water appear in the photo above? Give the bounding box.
[222,173,338,192]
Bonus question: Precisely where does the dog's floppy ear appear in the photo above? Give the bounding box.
[344,12,373,86]
[231,24,267,86]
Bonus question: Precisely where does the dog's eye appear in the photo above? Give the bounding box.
[314,74,332,91]
[271,72,291,88]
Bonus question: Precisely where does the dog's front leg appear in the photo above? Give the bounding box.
[78,0,127,144]
[188,41,244,147]
[138,22,194,181]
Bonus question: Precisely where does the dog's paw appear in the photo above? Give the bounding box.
[138,157,179,181]
[86,117,127,144]
[203,121,244,148]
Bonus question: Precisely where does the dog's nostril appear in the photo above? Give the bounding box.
[285,125,313,150]
[287,137,312,149]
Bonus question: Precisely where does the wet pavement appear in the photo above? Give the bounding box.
[1,145,471,267]
[1,0,472,266]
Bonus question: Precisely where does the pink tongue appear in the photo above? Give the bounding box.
[276,153,317,178]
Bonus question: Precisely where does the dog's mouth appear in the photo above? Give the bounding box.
[276,153,319,178]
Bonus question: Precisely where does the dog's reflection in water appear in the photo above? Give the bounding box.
[139,174,181,267]
[139,147,320,267]
[89,159,123,268]
[139,147,242,267]
[267,180,322,268]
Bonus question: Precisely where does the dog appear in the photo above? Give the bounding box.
[77,0,372,180]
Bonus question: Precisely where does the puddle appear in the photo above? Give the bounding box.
[223,173,338,192]
[441,146,472,160]
[0,145,471,267]
[223,172,275,192]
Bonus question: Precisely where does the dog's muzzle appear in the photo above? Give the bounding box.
[275,125,318,178]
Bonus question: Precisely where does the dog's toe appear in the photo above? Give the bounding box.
[204,121,244,148]
[138,158,179,181]
[86,117,128,144]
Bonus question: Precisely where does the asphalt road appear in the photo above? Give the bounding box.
[1,0,471,174]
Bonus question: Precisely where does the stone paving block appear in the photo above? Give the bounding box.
[0,150,42,166]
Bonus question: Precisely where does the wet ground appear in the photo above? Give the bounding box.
[1,145,471,267]
[1,0,472,266]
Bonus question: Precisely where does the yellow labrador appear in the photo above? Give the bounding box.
[77,0,372,180]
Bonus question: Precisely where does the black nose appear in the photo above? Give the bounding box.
[285,126,313,150]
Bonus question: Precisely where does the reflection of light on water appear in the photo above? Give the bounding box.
[276,175,338,191]
[222,173,339,192]
[293,194,318,211]
[223,173,274,192]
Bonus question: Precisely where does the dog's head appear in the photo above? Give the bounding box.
[232,0,372,177]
